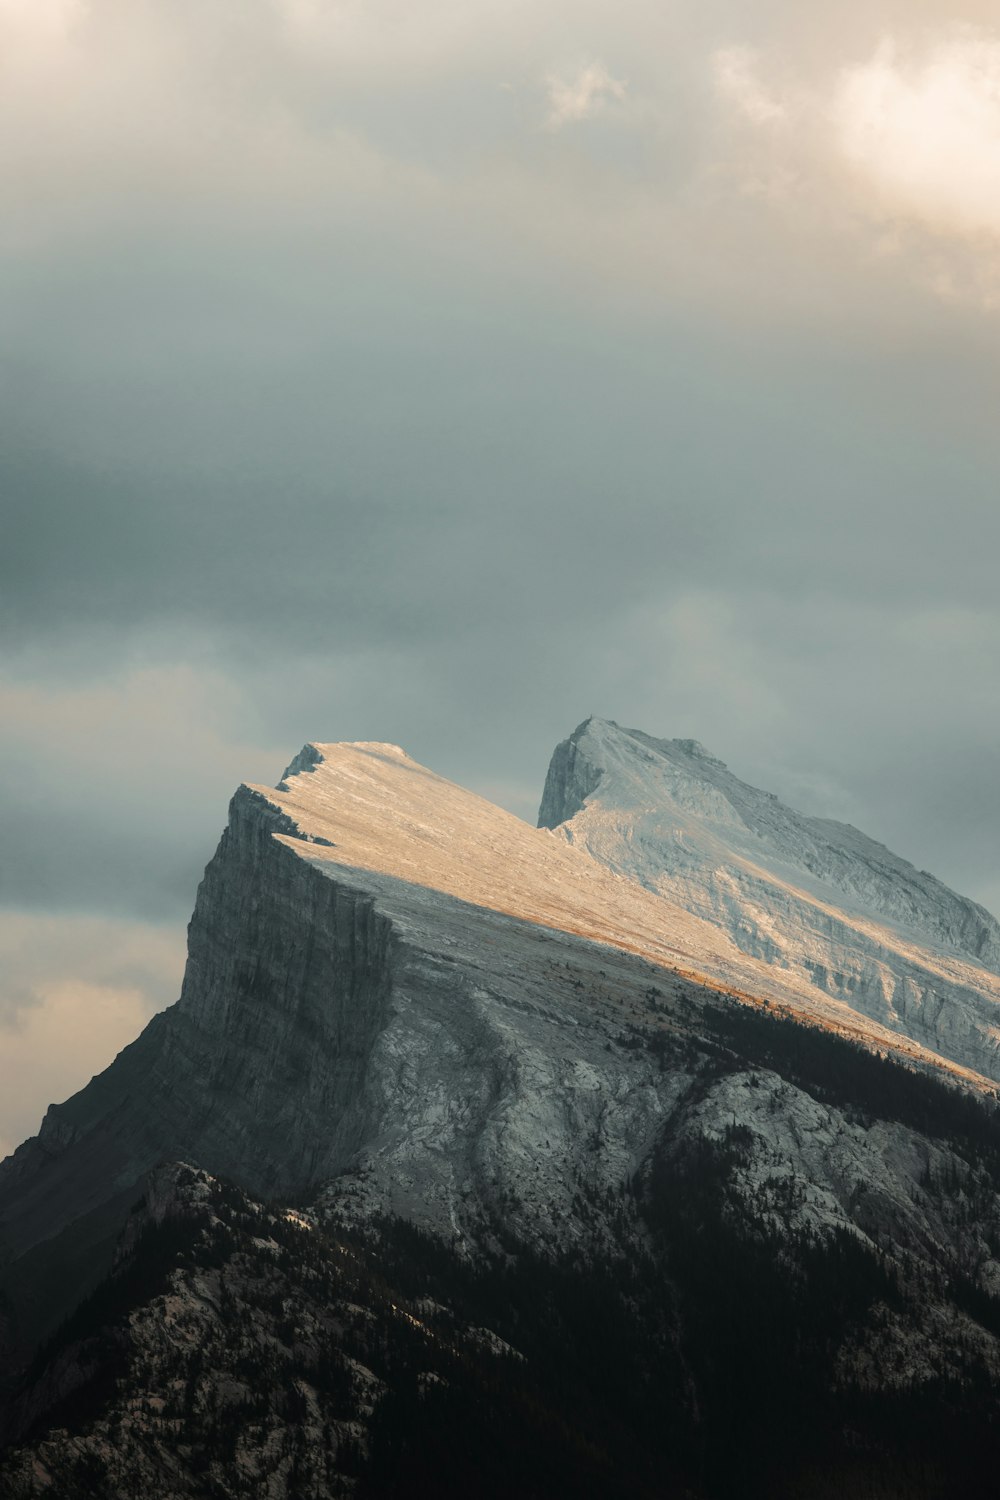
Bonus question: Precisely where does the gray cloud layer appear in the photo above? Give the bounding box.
[3,0,1000,1147]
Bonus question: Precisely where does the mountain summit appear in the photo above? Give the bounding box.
[540,717,1000,1081]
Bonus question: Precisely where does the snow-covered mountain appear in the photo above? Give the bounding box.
[5,726,1000,1497]
[541,717,1000,1082]
[2,732,997,1310]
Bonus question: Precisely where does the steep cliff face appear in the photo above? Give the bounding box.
[5,787,393,1224]
[0,786,393,1354]
[540,718,1000,1080]
[170,784,392,1192]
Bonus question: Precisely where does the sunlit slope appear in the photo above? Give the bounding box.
[248,740,995,1086]
[539,717,1000,1083]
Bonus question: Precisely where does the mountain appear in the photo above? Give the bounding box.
[3,727,1000,1497]
[542,717,1000,1081]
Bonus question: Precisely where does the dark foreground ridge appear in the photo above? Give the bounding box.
[6,1009,1000,1498]
[1,1148,999,1500]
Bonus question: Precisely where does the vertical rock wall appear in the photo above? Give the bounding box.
[0,787,396,1354]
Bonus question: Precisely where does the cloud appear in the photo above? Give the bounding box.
[0,910,185,1158]
[710,25,1000,303]
[834,31,1000,240]
[544,61,627,128]
[0,656,284,919]
[0,982,152,1161]
[713,47,787,125]
[0,0,84,48]
[4,0,1000,1165]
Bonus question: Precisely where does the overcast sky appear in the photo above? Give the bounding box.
[3,0,1000,1155]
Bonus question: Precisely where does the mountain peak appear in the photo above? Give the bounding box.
[277,742,325,791]
[573,716,728,766]
[539,715,1000,1078]
[670,736,723,763]
[278,740,414,792]
[539,717,730,830]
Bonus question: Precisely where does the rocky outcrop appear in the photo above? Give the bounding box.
[536,728,604,830]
